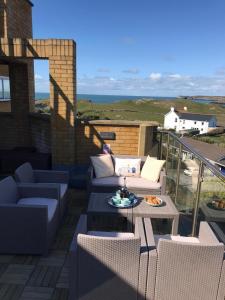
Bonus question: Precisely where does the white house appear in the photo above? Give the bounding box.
[164,107,217,134]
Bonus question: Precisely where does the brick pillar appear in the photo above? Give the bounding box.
[9,62,31,146]
[49,41,76,166]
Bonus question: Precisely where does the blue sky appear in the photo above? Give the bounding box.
[33,0,225,96]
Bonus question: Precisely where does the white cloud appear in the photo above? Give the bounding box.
[169,74,181,79]
[35,74,43,80]
[77,73,225,97]
[149,73,162,80]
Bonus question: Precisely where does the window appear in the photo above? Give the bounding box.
[202,122,204,125]
[201,128,203,131]
[183,120,185,124]
[0,76,10,101]
[194,121,197,124]
[175,118,177,123]
[182,126,185,129]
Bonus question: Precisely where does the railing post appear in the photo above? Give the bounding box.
[191,161,204,237]
[158,131,163,160]
[174,143,182,205]
[165,133,170,174]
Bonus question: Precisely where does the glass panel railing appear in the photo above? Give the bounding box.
[159,130,225,237]
[199,166,225,224]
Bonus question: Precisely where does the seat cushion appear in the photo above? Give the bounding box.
[154,234,200,246]
[92,176,161,190]
[88,231,134,238]
[60,183,68,198]
[15,162,35,183]
[17,198,58,222]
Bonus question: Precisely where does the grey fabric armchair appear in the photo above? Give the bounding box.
[69,215,149,300]
[87,155,166,195]
[15,162,69,219]
[0,176,60,255]
[144,219,225,300]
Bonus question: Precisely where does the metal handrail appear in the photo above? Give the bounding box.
[161,131,225,182]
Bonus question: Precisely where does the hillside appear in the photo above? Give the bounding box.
[35,98,225,126]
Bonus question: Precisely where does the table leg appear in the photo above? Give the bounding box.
[171,216,179,235]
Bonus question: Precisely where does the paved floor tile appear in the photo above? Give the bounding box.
[0,264,34,285]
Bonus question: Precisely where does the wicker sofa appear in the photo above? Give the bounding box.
[87,155,166,195]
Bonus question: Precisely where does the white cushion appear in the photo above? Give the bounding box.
[92,176,161,190]
[154,234,200,246]
[91,155,114,179]
[141,156,165,182]
[17,197,58,222]
[114,158,141,177]
[88,231,134,238]
[60,183,68,198]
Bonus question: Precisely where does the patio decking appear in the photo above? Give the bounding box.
[0,189,87,300]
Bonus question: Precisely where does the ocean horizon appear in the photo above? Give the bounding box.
[35,92,178,103]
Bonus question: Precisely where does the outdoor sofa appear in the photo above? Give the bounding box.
[15,162,69,219]
[69,214,148,300]
[0,176,60,255]
[88,155,166,195]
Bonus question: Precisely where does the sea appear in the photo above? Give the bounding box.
[35,92,221,105]
[35,93,178,103]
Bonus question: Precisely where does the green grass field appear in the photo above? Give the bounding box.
[35,98,225,126]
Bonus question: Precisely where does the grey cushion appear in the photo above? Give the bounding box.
[126,177,161,190]
[87,231,134,238]
[0,176,18,204]
[92,176,161,190]
[60,183,68,198]
[15,162,35,183]
[17,198,58,222]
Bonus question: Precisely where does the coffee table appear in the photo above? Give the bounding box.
[87,193,179,235]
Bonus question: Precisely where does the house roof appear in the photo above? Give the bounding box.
[181,137,225,166]
[178,112,214,122]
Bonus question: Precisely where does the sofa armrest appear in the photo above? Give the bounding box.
[34,170,69,184]
[18,184,60,200]
[159,168,166,194]
[87,165,94,193]
[0,204,47,254]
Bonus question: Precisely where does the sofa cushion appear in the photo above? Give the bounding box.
[88,231,134,238]
[15,162,35,183]
[92,176,161,190]
[114,158,141,177]
[0,176,19,204]
[17,198,58,222]
[90,155,114,179]
[141,156,165,182]
[126,177,161,190]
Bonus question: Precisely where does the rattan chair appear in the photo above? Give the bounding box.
[69,215,148,300]
[144,219,225,300]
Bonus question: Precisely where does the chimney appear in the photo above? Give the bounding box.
[171,107,175,112]
[184,106,188,111]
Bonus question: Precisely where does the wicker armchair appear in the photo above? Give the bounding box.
[144,219,225,300]
[69,215,149,300]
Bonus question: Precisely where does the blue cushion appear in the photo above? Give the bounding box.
[0,176,18,204]
[15,162,35,183]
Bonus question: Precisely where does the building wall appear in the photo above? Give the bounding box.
[29,113,51,153]
[164,111,179,130]
[2,0,33,38]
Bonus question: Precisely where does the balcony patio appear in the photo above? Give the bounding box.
[0,131,224,300]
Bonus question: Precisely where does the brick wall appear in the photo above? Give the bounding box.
[29,113,51,153]
[0,101,10,112]
[3,0,33,38]
[75,121,156,163]
[0,112,20,148]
